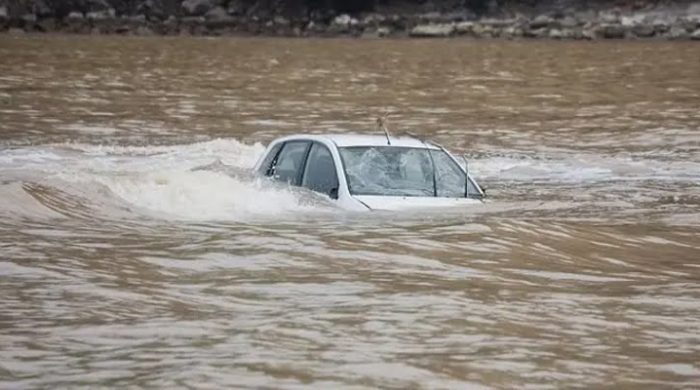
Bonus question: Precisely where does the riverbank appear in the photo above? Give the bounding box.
[2,1,700,39]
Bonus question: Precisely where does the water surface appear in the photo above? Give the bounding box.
[1,35,699,388]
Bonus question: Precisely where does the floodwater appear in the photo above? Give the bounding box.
[1,35,699,388]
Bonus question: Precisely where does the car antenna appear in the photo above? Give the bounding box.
[376,112,392,145]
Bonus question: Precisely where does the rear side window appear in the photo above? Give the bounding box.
[272,141,310,185]
[257,143,283,176]
[302,143,339,199]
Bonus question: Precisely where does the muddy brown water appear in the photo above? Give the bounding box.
[1,35,699,388]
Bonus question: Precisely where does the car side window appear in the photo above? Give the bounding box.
[271,141,310,185]
[302,143,339,199]
[257,143,283,176]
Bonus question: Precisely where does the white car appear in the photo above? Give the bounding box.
[253,134,485,211]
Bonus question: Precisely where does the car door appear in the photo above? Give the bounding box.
[301,142,339,199]
[269,141,311,185]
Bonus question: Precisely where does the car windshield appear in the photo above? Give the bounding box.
[339,146,479,198]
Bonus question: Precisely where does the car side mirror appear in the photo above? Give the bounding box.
[329,187,339,199]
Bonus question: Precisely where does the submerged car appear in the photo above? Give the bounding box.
[253,134,485,211]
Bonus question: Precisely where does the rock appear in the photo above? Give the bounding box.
[67,11,84,21]
[362,13,385,25]
[454,21,474,35]
[273,16,289,27]
[137,0,177,21]
[560,15,578,28]
[85,0,112,12]
[204,6,229,22]
[581,28,596,40]
[181,16,205,25]
[621,14,645,27]
[86,9,116,21]
[667,25,689,39]
[409,23,455,37]
[632,24,655,38]
[691,29,700,40]
[227,0,246,16]
[21,13,36,24]
[330,13,359,33]
[598,23,627,39]
[549,28,563,39]
[599,11,620,24]
[472,23,490,37]
[652,18,670,33]
[530,14,553,29]
[182,0,214,16]
[361,26,391,38]
[33,0,53,18]
[8,27,25,34]
[501,26,523,38]
[36,17,56,32]
[0,6,7,22]
[135,25,154,35]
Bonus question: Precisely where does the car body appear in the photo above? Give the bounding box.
[253,134,485,211]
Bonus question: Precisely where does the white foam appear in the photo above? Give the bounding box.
[0,138,332,221]
[93,170,325,221]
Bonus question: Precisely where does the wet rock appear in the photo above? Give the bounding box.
[182,0,214,16]
[86,9,116,21]
[273,16,289,27]
[330,13,359,33]
[581,28,596,40]
[205,6,229,22]
[21,13,36,24]
[83,0,112,13]
[666,25,689,39]
[691,29,700,40]
[559,15,578,28]
[599,10,620,24]
[598,23,627,39]
[632,23,655,38]
[652,18,671,33]
[227,0,246,16]
[362,13,385,25]
[409,23,455,37]
[454,21,473,35]
[472,23,493,37]
[501,25,523,38]
[126,14,147,24]
[548,28,563,39]
[135,25,154,35]
[181,15,203,23]
[530,14,553,29]
[361,26,391,38]
[33,0,53,18]
[67,11,84,21]
[524,27,549,38]
[137,0,177,21]
[36,17,56,32]
[621,14,645,27]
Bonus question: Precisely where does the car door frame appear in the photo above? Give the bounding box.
[263,140,312,186]
[300,141,341,199]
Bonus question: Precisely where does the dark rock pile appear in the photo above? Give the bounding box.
[1,0,699,39]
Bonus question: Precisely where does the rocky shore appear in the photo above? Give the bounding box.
[1,0,700,39]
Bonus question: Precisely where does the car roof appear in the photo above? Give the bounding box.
[273,133,441,149]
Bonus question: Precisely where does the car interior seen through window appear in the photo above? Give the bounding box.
[271,141,310,185]
[302,143,339,198]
